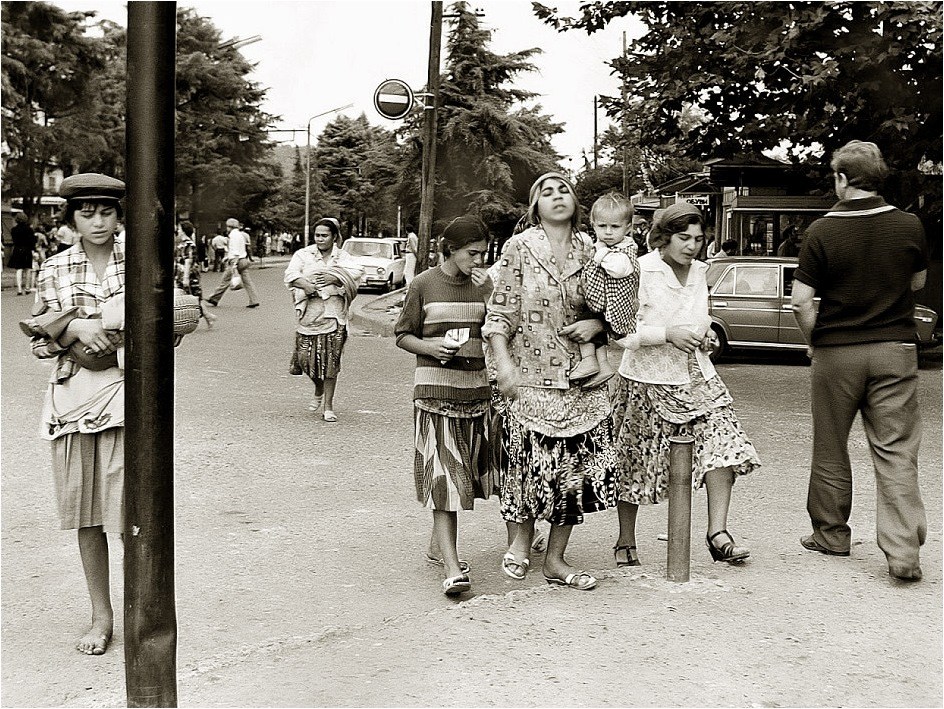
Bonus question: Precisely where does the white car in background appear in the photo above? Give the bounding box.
[342,237,406,292]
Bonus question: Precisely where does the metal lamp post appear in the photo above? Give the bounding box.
[303,104,353,245]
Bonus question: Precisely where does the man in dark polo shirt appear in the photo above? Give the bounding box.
[791,140,928,582]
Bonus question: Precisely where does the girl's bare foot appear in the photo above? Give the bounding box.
[76,619,112,655]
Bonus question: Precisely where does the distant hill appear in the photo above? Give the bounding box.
[271,144,306,177]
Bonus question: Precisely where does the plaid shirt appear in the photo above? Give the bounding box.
[583,240,639,335]
[31,238,125,382]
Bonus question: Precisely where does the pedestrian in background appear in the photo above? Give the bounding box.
[175,221,216,330]
[791,140,928,582]
[211,229,228,272]
[206,218,260,308]
[55,218,79,253]
[403,224,418,286]
[484,171,619,591]
[395,216,495,596]
[9,212,37,295]
[22,173,127,656]
[284,217,362,422]
[610,202,760,567]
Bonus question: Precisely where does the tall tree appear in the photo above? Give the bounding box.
[535,1,942,215]
[1,1,106,214]
[173,8,276,232]
[396,1,564,233]
[314,113,399,237]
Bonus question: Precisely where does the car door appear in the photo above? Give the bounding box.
[720,264,781,344]
[779,265,805,345]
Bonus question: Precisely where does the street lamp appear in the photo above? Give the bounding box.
[304,104,353,245]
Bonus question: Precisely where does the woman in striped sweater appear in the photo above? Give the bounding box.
[394,216,496,596]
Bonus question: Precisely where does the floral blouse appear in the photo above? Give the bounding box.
[483,225,596,390]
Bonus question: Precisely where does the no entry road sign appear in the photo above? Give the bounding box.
[373,79,414,120]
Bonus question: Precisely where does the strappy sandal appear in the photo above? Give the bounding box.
[425,553,471,575]
[308,394,323,411]
[501,551,530,580]
[707,530,750,563]
[543,570,597,590]
[613,544,641,567]
[442,574,472,596]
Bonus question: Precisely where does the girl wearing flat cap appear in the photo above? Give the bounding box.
[26,172,127,655]
[483,172,619,591]
[610,201,760,567]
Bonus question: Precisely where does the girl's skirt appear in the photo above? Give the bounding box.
[612,374,760,505]
[290,327,347,381]
[51,428,125,533]
[499,388,619,527]
[414,405,496,511]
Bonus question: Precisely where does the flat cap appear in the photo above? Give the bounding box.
[225,218,240,228]
[59,173,125,201]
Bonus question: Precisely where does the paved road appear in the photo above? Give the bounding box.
[2,263,941,706]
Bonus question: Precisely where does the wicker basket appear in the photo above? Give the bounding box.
[173,291,201,337]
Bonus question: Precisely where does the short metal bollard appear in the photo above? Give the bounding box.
[667,435,694,582]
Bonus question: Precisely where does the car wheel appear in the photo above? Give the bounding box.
[708,325,727,363]
[383,275,393,293]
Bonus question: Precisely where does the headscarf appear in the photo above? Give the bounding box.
[518,171,582,232]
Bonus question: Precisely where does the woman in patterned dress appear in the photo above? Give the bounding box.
[394,216,495,596]
[284,217,363,422]
[483,172,620,591]
[175,220,216,330]
[24,173,127,655]
[610,202,760,567]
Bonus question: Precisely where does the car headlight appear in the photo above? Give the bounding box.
[376,267,385,275]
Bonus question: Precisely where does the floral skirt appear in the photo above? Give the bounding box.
[612,374,760,505]
[499,390,619,526]
[414,406,496,511]
[290,327,347,381]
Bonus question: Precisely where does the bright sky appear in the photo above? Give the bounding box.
[52,0,645,167]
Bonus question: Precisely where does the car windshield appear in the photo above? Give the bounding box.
[344,241,393,259]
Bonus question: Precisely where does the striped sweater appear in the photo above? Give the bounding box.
[394,266,491,402]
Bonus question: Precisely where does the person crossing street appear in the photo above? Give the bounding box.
[207,218,260,308]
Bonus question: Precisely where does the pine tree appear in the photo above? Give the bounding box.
[396,1,564,235]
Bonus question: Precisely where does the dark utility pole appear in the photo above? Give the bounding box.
[417,0,443,274]
[593,95,599,171]
[124,3,178,706]
[621,32,629,197]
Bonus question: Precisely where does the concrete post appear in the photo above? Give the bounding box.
[667,435,694,582]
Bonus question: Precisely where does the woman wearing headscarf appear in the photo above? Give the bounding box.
[610,202,760,567]
[483,171,619,591]
[21,173,127,655]
[284,217,363,422]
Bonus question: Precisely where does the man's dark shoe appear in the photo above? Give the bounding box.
[206,299,219,307]
[800,535,850,556]
[246,303,260,308]
[889,564,922,582]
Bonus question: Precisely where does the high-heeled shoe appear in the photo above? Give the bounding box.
[706,530,750,563]
[613,544,640,567]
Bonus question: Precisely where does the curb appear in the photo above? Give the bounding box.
[349,288,405,337]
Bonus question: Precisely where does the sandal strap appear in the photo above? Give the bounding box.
[708,529,736,550]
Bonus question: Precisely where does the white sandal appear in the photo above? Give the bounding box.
[322,410,337,422]
[308,394,323,412]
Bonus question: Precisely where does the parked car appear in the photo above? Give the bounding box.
[341,237,406,292]
[705,256,940,362]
